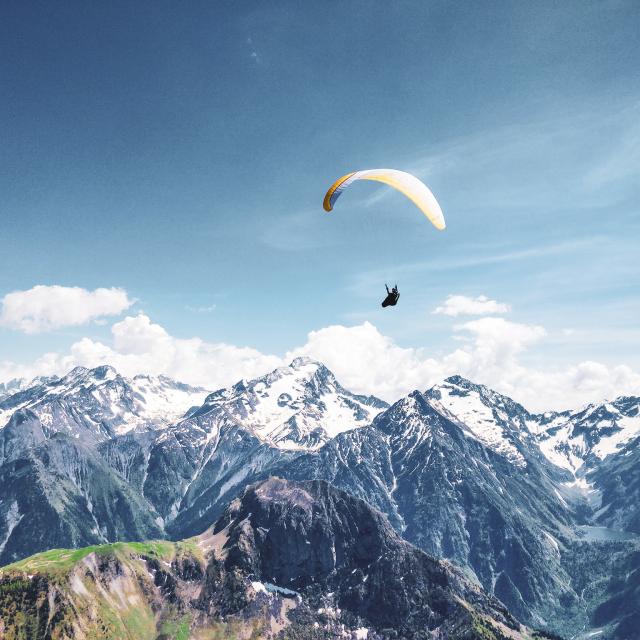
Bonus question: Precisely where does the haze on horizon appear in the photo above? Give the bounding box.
[1,1,639,411]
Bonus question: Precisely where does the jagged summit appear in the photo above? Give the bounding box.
[289,354,320,368]
[66,364,117,381]
[422,377,533,466]
[192,358,387,450]
[426,376,640,474]
[442,373,475,386]
[531,394,640,473]
[0,378,28,401]
[0,364,209,439]
[434,375,530,414]
[215,478,523,635]
[428,376,640,473]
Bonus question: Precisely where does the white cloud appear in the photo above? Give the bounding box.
[433,294,511,317]
[0,285,134,334]
[287,317,547,405]
[0,313,280,391]
[71,314,282,390]
[1,309,639,412]
[287,322,444,402]
[289,317,640,411]
[455,316,545,356]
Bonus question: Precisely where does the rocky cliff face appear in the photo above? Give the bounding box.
[0,433,164,563]
[0,478,536,640]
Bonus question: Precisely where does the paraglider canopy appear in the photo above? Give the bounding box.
[323,168,445,231]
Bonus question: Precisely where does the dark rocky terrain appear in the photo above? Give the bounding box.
[0,478,539,639]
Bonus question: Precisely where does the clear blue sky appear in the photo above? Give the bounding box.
[1,1,639,375]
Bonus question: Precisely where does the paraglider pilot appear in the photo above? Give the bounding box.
[382,284,400,308]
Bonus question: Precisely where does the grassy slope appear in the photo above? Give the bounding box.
[0,539,212,640]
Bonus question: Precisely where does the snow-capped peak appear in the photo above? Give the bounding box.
[0,365,210,437]
[0,374,62,401]
[192,359,387,450]
[428,377,640,473]
[531,395,640,472]
[425,377,529,466]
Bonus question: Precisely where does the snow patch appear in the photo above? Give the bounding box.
[0,501,23,554]
[543,531,560,555]
[252,581,299,597]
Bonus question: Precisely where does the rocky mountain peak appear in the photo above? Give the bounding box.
[206,477,524,638]
[61,364,119,386]
[0,365,209,441]
[0,378,26,401]
[532,393,640,473]
[423,376,541,467]
[192,359,387,450]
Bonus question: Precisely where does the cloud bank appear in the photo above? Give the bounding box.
[1,291,639,412]
[0,313,280,392]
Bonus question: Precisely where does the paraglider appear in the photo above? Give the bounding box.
[322,168,445,308]
[323,168,446,230]
[381,284,399,308]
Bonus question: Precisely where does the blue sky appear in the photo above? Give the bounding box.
[1,1,639,408]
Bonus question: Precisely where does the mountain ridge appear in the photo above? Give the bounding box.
[0,361,638,638]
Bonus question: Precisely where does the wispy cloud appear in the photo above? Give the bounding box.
[363,100,640,212]
[186,304,217,314]
[349,236,604,293]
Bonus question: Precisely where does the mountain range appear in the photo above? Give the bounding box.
[0,359,638,639]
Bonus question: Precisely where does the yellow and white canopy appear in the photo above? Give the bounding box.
[323,168,446,231]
